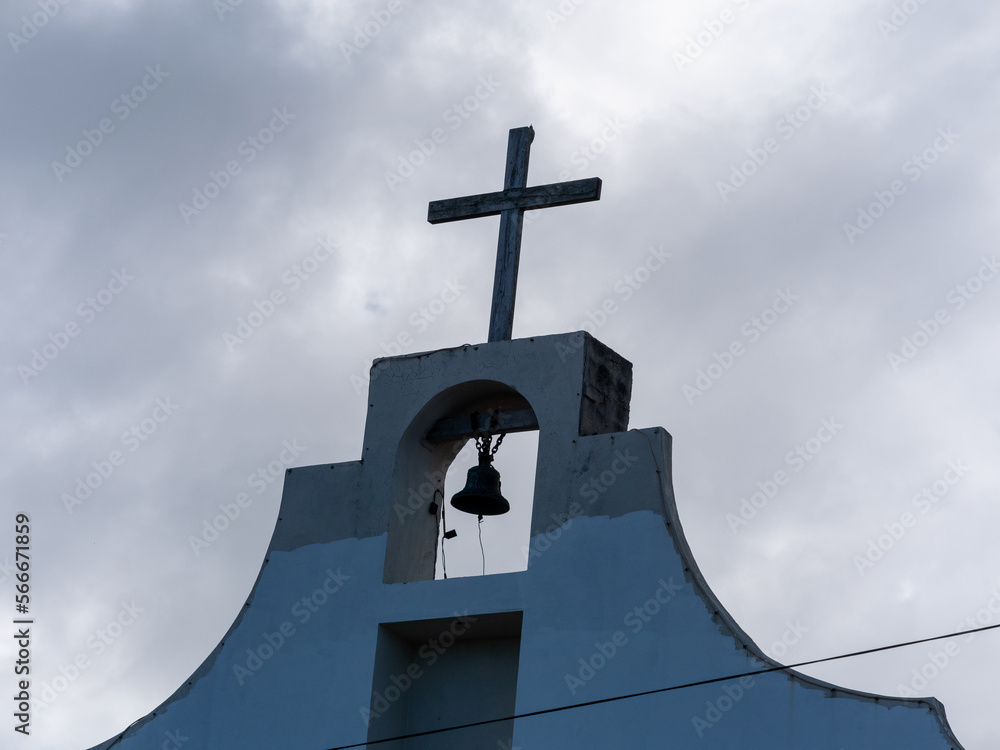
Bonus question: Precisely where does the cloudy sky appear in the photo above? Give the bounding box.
[2,0,999,747]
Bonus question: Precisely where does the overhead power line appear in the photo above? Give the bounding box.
[326,620,1000,750]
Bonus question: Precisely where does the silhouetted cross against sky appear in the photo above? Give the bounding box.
[428,126,602,342]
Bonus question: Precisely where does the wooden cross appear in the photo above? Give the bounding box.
[428,126,602,342]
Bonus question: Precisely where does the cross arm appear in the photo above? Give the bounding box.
[427,177,602,224]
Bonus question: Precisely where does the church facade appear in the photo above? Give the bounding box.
[90,331,965,750]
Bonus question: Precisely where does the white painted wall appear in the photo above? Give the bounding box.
[89,333,964,750]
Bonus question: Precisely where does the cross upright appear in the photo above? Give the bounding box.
[428,126,602,342]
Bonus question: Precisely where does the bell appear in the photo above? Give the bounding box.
[451,452,510,516]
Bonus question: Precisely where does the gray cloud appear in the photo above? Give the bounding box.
[2,0,999,747]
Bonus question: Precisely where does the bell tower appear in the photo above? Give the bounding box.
[365,332,631,587]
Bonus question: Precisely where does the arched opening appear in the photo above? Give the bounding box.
[384,380,539,584]
[435,429,537,579]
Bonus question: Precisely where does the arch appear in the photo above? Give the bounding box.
[383,380,539,583]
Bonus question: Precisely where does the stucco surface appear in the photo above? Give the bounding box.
[90,334,964,750]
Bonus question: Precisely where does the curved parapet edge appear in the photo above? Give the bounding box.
[632,426,967,749]
[85,557,272,750]
[86,458,367,750]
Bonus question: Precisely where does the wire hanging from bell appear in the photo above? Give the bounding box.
[478,514,485,575]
